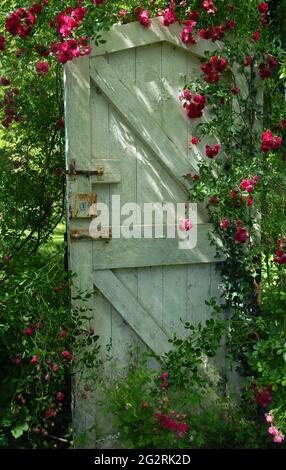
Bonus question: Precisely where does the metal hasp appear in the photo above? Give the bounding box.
[70,193,97,219]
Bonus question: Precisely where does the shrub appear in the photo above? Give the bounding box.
[0,248,100,448]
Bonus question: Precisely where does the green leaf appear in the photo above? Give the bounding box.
[11,422,29,439]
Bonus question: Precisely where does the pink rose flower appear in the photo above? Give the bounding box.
[273,433,284,444]
[268,426,278,436]
[265,413,273,423]
[179,219,193,231]
[138,10,151,28]
[220,218,229,230]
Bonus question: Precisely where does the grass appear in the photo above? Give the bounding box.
[39,221,66,255]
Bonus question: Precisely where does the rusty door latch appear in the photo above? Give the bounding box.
[64,159,104,178]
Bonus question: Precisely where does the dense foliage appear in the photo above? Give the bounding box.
[0,0,285,448]
[103,345,269,449]
[0,248,100,447]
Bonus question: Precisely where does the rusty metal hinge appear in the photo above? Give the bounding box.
[70,229,112,242]
[65,159,104,177]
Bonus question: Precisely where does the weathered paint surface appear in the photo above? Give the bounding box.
[65,18,224,448]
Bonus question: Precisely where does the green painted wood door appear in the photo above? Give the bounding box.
[65,18,223,442]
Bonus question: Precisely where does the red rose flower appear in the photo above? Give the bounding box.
[202,0,217,15]
[35,61,49,75]
[233,227,249,244]
[273,250,286,264]
[56,119,65,128]
[45,408,57,418]
[14,355,21,365]
[180,24,197,45]
[258,2,268,14]
[201,56,228,83]
[220,218,229,230]
[261,130,282,152]
[205,143,221,158]
[5,7,37,38]
[56,392,65,402]
[189,10,200,21]
[162,5,177,27]
[247,197,253,207]
[199,25,225,41]
[0,77,10,86]
[23,327,34,336]
[252,31,261,41]
[185,94,206,119]
[208,195,219,205]
[254,385,272,408]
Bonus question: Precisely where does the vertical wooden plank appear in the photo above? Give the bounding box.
[106,49,141,368]
[65,57,96,445]
[186,50,211,224]
[90,56,113,234]
[137,266,164,328]
[135,44,164,327]
[160,44,189,337]
[210,263,222,305]
[68,240,96,443]
[108,49,137,215]
[161,43,189,163]
[90,54,112,351]
[90,55,111,218]
[65,56,91,168]
[65,56,93,216]
[162,266,188,337]
[136,43,163,206]
[90,66,110,161]
[66,55,115,446]
[187,263,211,325]
[135,43,187,208]
[111,269,148,370]
[135,44,163,126]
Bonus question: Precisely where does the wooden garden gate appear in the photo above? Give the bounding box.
[65,18,223,445]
